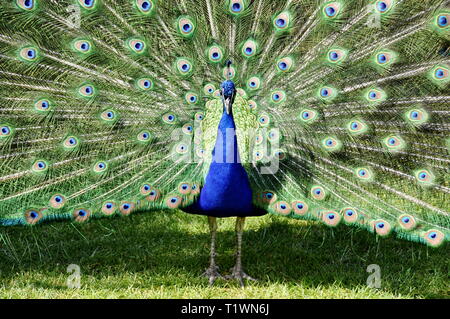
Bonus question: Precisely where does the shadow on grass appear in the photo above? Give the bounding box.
[0,210,447,298]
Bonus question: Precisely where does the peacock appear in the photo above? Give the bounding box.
[0,0,449,287]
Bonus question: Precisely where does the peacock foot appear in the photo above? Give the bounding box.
[201,265,223,286]
[225,265,257,287]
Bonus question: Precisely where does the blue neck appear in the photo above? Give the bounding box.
[211,109,239,163]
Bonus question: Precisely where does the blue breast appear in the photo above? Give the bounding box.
[183,108,265,217]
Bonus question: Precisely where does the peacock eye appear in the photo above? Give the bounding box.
[183,23,192,32]
[232,3,241,12]
[377,1,387,11]
[438,15,448,27]
[80,0,95,8]
[435,68,445,78]
[377,54,387,63]
[25,0,33,8]
[329,51,338,60]
[326,7,335,16]
[276,18,286,27]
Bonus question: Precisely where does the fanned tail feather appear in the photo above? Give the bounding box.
[0,0,448,248]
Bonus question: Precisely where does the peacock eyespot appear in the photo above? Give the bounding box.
[183,24,192,32]
[276,18,286,27]
[437,15,448,27]
[326,7,335,16]
[435,68,445,78]
[377,1,387,12]
[323,2,340,18]
[329,52,338,60]
[1,125,12,137]
[20,0,34,9]
[232,3,241,12]
[25,208,43,224]
[377,54,387,64]
[373,219,392,235]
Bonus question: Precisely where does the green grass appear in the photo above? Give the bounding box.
[0,210,448,299]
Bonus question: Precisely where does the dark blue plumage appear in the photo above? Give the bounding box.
[183,80,265,218]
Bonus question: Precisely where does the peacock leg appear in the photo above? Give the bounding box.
[226,217,257,287]
[202,216,222,285]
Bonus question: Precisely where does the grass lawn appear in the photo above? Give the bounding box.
[0,210,448,299]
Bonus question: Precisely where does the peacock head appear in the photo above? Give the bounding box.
[220,60,236,114]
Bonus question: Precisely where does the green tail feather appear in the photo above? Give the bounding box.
[0,0,448,248]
